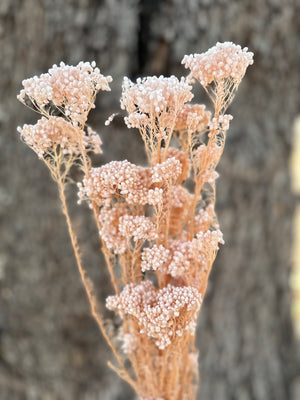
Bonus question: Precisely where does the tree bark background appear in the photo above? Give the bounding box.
[1,0,299,399]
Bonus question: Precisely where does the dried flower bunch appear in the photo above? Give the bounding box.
[18,42,253,400]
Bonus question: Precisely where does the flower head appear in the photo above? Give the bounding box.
[182,42,253,87]
[18,61,112,126]
[17,116,101,159]
[106,281,202,349]
[174,104,211,133]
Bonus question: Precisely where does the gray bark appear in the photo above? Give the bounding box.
[1,0,299,399]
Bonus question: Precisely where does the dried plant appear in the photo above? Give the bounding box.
[17,43,253,400]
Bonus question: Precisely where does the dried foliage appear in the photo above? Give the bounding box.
[17,42,253,400]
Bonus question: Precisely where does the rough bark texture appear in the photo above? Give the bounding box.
[1,0,299,399]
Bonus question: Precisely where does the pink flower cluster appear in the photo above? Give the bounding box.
[119,215,157,243]
[17,116,102,159]
[18,61,112,126]
[106,281,202,350]
[141,229,223,279]
[99,205,156,254]
[121,75,193,115]
[78,161,146,206]
[182,42,254,87]
[121,76,193,139]
[151,157,182,185]
[161,147,191,181]
[194,204,216,232]
[208,114,233,132]
[174,104,211,133]
[171,185,193,209]
[98,204,129,254]
[84,126,103,154]
[78,153,187,207]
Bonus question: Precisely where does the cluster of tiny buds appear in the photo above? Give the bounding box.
[141,245,171,274]
[151,157,182,185]
[209,114,233,132]
[78,160,142,206]
[83,126,103,154]
[17,116,102,159]
[78,154,187,207]
[99,204,129,254]
[147,187,164,206]
[196,229,224,247]
[121,75,194,138]
[174,104,211,133]
[118,215,157,243]
[121,75,193,114]
[201,169,219,184]
[182,42,254,87]
[106,281,202,350]
[141,229,223,278]
[164,148,190,181]
[171,186,193,209]
[18,61,112,126]
[194,204,215,232]
[99,205,157,254]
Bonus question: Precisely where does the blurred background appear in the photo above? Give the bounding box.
[1,0,300,399]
